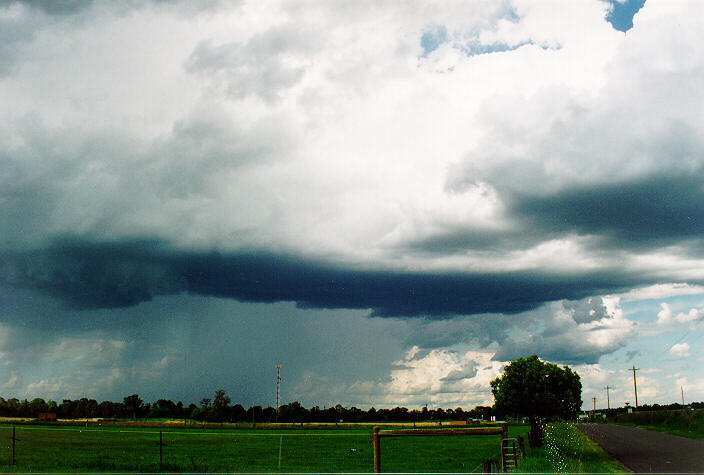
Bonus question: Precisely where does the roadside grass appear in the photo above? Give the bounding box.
[611,409,704,441]
[0,423,526,473]
[518,423,626,474]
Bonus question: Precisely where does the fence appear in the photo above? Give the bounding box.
[372,424,511,473]
[3,422,525,473]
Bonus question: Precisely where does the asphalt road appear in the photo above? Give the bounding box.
[577,423,704,473]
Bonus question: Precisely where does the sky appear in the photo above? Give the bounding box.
[1,0,704,412]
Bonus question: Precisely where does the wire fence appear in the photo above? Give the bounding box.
[0,423,519,473]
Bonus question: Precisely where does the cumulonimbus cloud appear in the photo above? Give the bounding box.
[1,238,646,317]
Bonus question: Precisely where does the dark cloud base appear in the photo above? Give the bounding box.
[516,175,704,248]
[2,238,647,318]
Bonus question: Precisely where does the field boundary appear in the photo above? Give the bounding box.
[1,422,522,472]
[372,424,507,473]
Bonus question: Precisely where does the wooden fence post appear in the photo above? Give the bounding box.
[516,436,525,458]
[373,426,381,474]
[482,459,492,474]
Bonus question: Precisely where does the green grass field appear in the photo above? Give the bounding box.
[0,422,528,473]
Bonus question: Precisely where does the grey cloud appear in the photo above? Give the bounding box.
[0,0,232,80]
[441,363,479,382]
[493,298,633,365]
[570,297,610,324]
[0,4,42,76]
[443,59,704,258]
[149,106,290,197]
[515,174,704,250]
[0,290,404,406]
[420,176,704,265]
[449,67,704,197]
[493,334,606,365]
[13,0,94,15]
[399,225,555,257]
[14,0,228,16]
[185,24,317,102]
[1,240,185,309]
[403,173,704,262]
[0,106,290,250]
[404,315,510,349]
[1,238,644,317]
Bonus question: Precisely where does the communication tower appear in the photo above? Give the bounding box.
[276,365,281,411]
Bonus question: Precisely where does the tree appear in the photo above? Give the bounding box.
[279,401,307,423]
[212,389,231,421]
[228,403,246,422]
[123,394,144,419]
[150,399,177,419]
[490,355,582,446]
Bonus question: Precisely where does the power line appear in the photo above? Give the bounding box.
[655,329,691,358]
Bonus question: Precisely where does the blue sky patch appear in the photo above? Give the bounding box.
[604,0,647,32]
[460,40,533,57]
[420,24,448,55]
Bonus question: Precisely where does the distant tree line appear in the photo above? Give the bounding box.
[1,390,700,423]
[0,390,495,423]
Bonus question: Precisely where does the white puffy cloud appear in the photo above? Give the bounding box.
[0,0,623,263]
[292,348,503,409]
[620,284,704,301]
[1,0,703,273]
[494,297,636,364]
[657,303,704,326]
[669,342,691,358]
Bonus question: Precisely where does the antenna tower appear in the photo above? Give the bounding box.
[276,365,281,411]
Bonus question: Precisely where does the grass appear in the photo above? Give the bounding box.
[0,422,527,473]
[610,408,704,441]
[518,423,626,474]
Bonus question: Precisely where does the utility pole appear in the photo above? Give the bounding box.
[681,386,685,406]
[592,397,597,411]
[630,365,640,409]
[605,386,611,409]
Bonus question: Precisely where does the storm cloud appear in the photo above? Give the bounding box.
[2,239,642,317]
[2,0,704,408]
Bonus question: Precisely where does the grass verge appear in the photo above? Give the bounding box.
[517,423,626,474]
[610,409,704,441]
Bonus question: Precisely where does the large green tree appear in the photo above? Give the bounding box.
[123,394,144,419]
[490,355,582,444]
[212,389,231,420]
